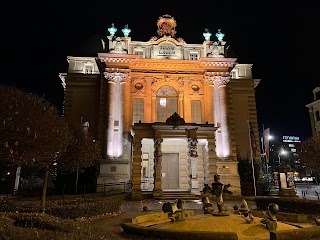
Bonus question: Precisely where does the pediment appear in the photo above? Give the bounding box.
[149,35,185,46]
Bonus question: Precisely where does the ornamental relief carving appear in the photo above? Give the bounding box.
[200,62,234,67]
[100,58,132,64]
[189,83,203,95]
[130,62,203,70]
[151,76,184,94]
[132,69,203,74]
[130,81,146,94]
[204,76,230,86]
[104,72,130,83]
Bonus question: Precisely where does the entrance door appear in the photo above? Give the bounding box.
[162,153,179,189]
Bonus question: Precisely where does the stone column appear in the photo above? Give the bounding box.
[188,137,199,194]
[215,76,231,158]
[131,136,142,200]
[207,76,231,159]
[153,138,163,196]
[207,137,218,183]
[104,72,129,158]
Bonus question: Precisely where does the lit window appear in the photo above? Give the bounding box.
[156,86,177,122]
[84,63,94,74]
[191,100,201,124]
[132,98,144,124]
[231,69,238,79]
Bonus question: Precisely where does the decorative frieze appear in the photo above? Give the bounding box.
[200,61,235,67]
[205,76,230,86]
[130,62,203,70]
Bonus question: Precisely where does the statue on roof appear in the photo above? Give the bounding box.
[109,37,127,54]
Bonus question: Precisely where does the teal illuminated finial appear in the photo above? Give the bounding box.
[122,24,131,37]
[215,28,225,42]
[203,28,212,41]
[108,23,117,36]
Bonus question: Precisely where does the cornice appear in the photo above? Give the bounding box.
[200,57,237,68]
[130,61,203,72]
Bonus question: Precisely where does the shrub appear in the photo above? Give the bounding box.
[255,197,320,214]
[14,195,124,219]
[0,212,109,240]
[0,197,16,212]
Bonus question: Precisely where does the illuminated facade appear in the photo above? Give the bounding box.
[60,15,261,199]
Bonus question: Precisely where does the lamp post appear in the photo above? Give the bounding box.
[261,129,273,195]
[278,149,287,166]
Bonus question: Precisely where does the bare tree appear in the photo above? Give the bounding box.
[55,121,101,191]
[0,85,69,209]
[299,135,320,181]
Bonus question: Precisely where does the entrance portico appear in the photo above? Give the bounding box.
[131,115,217,200]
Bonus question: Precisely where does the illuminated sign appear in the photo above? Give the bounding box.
[283,136,300,143]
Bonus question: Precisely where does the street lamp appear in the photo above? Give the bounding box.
[278,149,287,166]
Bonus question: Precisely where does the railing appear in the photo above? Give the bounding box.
[96,181,132,196]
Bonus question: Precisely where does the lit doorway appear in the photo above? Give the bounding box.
[162,153,179,189]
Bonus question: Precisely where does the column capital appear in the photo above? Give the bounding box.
[104,71,130,83]
[205,76,230,86]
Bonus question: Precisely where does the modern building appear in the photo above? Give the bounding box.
[306,87,320,136]
[268,135,301,187]
[59,14,262,200]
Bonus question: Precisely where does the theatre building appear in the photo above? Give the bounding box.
[60,14,261,200]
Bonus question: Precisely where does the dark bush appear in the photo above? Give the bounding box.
[0,197,16,212]
[255,197,320,214]
[14,195,124,219]
[1,212,109,240]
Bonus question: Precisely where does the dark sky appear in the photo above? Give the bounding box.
[3,1,319,141]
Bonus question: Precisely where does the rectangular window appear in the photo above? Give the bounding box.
[84,65,93,74]
[231,69,238,79]
[238,68,246,77]
[132,98,144,123]
[191,100,201,124]
[134,51,144,58]
[190,53,198,60]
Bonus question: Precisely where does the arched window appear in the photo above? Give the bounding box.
[156,86,177,122]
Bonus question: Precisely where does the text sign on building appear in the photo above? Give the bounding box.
[159,44,175,55]
[153,43,181,59]
[283,136,300,143]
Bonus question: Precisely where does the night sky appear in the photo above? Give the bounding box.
[3,1,319,141]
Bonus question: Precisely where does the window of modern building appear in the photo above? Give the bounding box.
[191,100,202,123]
[156,86,177,122]
[132,98,144,123]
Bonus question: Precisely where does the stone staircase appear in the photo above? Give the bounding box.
[154,191,200,201]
